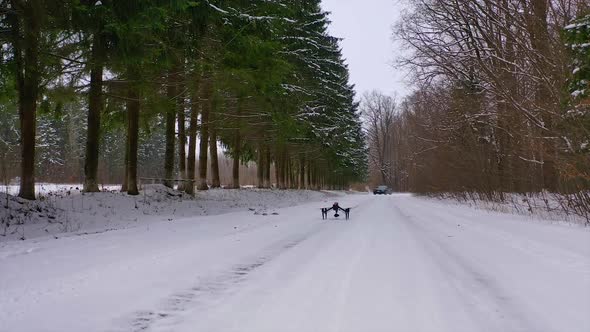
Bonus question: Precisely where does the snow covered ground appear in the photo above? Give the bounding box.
[0,185,331,241]
[1,193,589,332]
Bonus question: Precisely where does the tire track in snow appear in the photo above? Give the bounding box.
[186,197,377,332]
[402,198,590,275]
[325,206,372,332]
[108,223,327,332]
[391,203,545,332]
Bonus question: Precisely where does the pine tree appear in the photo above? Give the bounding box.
[1,0,367,196]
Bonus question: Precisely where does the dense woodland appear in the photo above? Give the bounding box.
[0,0,368,199]
[364,0,589,219]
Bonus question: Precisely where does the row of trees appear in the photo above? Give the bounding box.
[0,0,368,200]
[366,0,588,219]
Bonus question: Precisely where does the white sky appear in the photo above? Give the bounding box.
[320,0,410,99]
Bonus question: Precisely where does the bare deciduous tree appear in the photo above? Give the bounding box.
[362,91,398,188]
[389,0,589,221]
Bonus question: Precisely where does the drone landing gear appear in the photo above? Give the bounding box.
[321,207,350,220]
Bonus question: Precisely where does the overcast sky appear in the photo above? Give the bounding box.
[320,0,410,99]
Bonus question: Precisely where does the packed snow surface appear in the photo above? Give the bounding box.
[1,193,589,332]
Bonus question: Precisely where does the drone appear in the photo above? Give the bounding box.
[321,202,351,220]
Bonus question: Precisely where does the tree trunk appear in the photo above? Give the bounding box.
[257,144,264,188]
[163,70,177,188]
[274,153,280,189]
[121,125,129,192]
[314,167,320,190]
[289,156,294,189]
[264,147,271,188]
[311,161,315,190]
[126,85,140,196]
[232,132,241,189]
[528,0,557,191]
[186,88,198,195]
[209,125,220,188]
[283,152,288,189]
[177,84,186,191]
[15,0,41,200]
[309,165,314,190]
[276,148,283,189]
[197,79,211,191]
[299,157,305,189]
[286,156,292,189]
[230,99,241,189]
[84,31,104,193]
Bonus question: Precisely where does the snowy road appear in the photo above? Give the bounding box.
[1,193,589,332]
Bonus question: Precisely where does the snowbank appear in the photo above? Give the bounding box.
[427,192,589,226]
[0,185,329,242]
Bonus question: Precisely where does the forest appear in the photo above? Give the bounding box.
[364,0,589,219]
[0,0,368,200]
[1,2,589,329]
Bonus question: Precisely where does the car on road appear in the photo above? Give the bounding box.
[373,185,392,195]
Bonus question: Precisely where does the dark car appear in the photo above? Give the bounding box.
[373,185,392,195]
